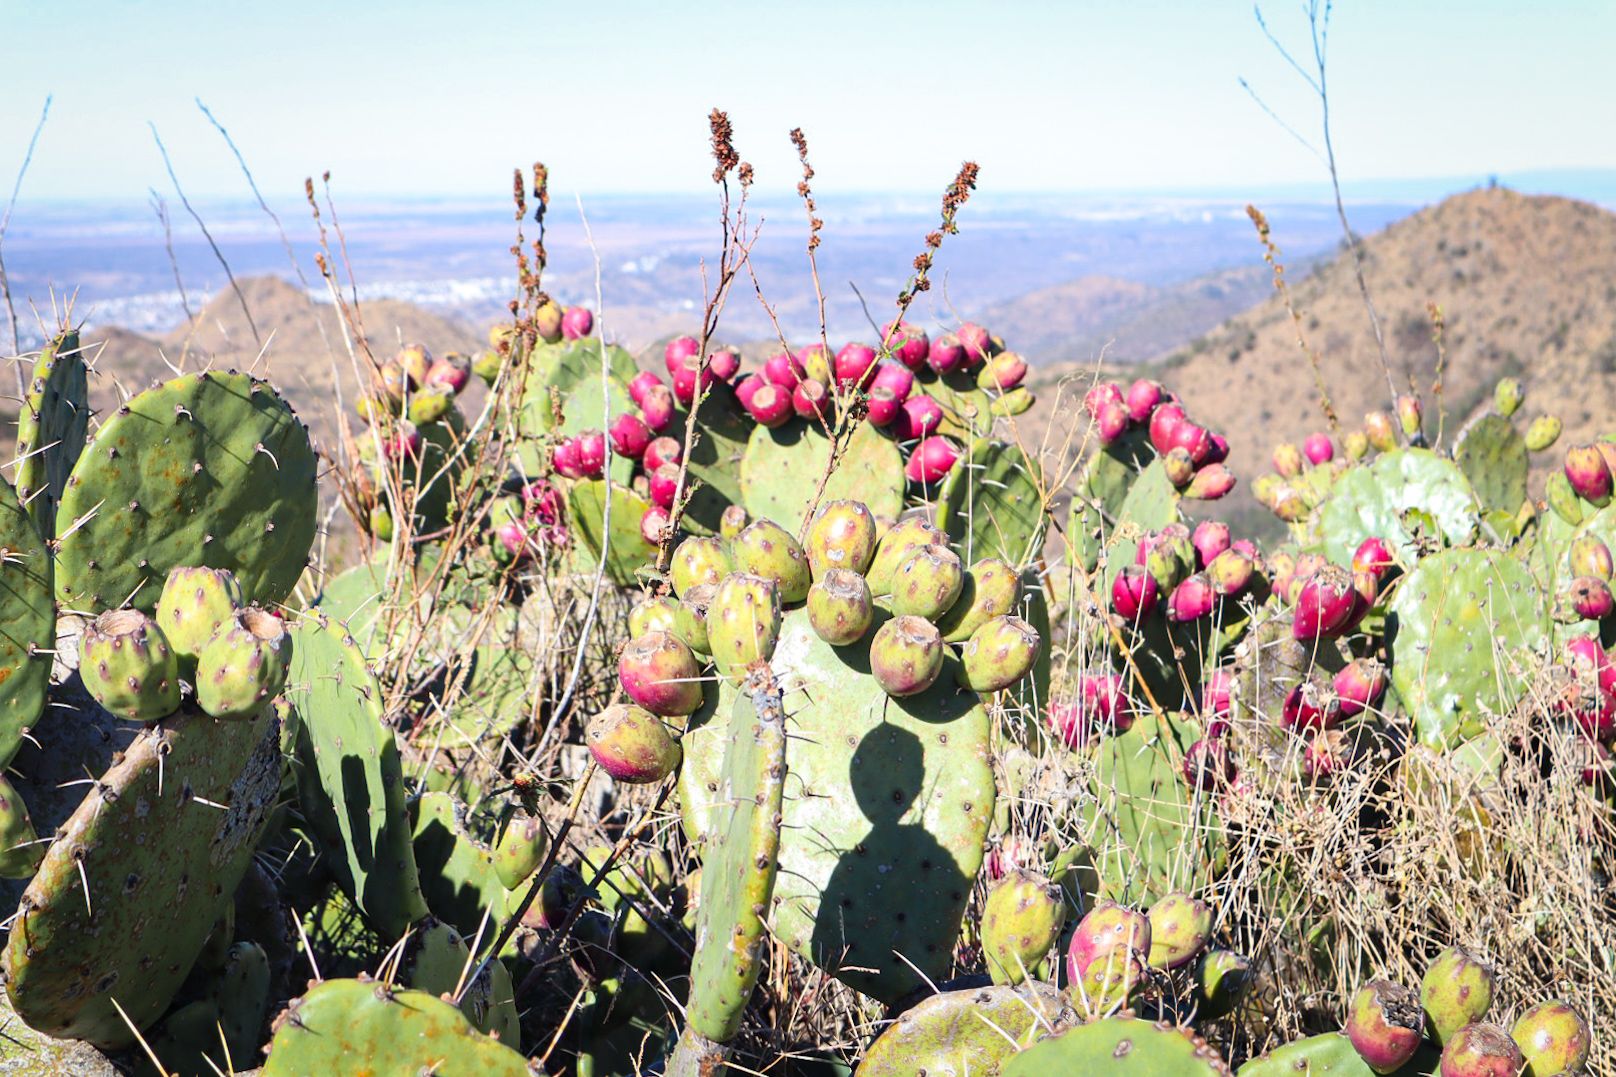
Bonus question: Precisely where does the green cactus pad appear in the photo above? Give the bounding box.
[0,772,42,879]
[1454,414,1529,516]
[402,920,519,1044]
[740,419,905,536]
[153,940,272,1077]
[915,367,992,440]
[1002,1016,1230,1075]
[261,978,532,1076]
[1103,459,1182,593]
[15,328,89,540]
[0,477,54,769]
[1387,548,1548,748]
[1314,448,1478,567]
[515,339,636,480]
[2,702,280,1048]
[686,677,786,1043]
[1236,1031,1439,1076]
[568,479,657,587]
[1085,425,1156,520]
[938,439,1046,567]
[55,371,317,613]
[286,615,427,938]
[672,386,754,535]
[855,982,1073,1077]
[409,791,514,942]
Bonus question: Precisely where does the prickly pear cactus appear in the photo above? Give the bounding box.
[15,328,89,540]
[260,977,532,1075]
[1314,449,1477,566]
[1453,414,1528,517]
[0,478,54,768]
[2,703,280,1048]
[569,479,658,586]
[54,371,318,612]
[1236,1031,1439,1076]
[938,438,1046,567]
[285,615,427,937]
[152,940,272,1077]
[741,420,905,535]
[1001,1016,1230,1075]
[855,982,1074,1077]
[401,920,520,1044]
[1103,459,1181,592]
[1387,548,1548,747]
[409,791,514,941]
[671,389,753,535]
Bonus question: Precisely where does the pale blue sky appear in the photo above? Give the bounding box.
[4,1,1614,201]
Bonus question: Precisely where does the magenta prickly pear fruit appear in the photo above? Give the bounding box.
[81,609,182,722]
[1111,564,1159,621]
[1167,573,1217,623]
[869,614,944,697]
[586,703,680,783]
[1569,535,1614,580]
[936,557,1019,642]
[551,437,583,478]
[1281,683,1339,732]
[903,394,943,438]
[1293,564,1360,641]
[424,353,472,395]
[1125,379,1163,423]
[1206,547,1255,598]
[1567,575,1614,620]
[575,429,607,478]
[705,572,781,683]
[1526,414,1562,452]
[1511,1000,1591,1077]
[641,505,670,546]
[865,386,904,428]
[834,342,878,388]
[1145,892,1212,970]
[1161,447,1196,488]
[1272,442,1304,477]
[561,305,594,340]
[927,333,967,375]
[806,568,874,646]
[156,565,243,669]
[959,615,1040,693]
[884,320,930,369]
[870,360,915,402]
[609,412,652,459]
[671,364,700,406]
[1066,901,1151,990]
[732,519,811,604]
[534,301,564,343]
[644,436,683,474]
[866,517,947,596]
[639,383,677,433]
[736,372,764,408]
[764,351,805,389]
[1169,421,1214,467]
[746,382,795,428]
[1148,403,1187,456]
[1564,445,1613,504]
[1439,1023,1523,1077]
[1344,430,1370,460]
[1397,394,1424,438]
[793,377,830,420]
[977,351,1027,392]
[1201,670,1232,730]
[629,370,664,406]
[1182,737,1235,791]
[1346,979,1425,1074]
[1333,657,1388,718]
[649,463,681,510]
[805,499,879,577]
[382,419,423,462]
[396,343,431,388]
[906,436,961,484]
[195,606,291,720]
[670,535,731,597]
[1095,400,1130,445]
[1421,945,1496,1045]
[1304,432,1335,465]
[492,811,549,890]
[1354,536,1398,580]
[1084,380,1125,418]
[664,334,700,372]
[1191,521,1231,568]
[707,346,741,382]
[618,630,704,717]
[956,321,992,363]
[981,869,1065,986]
[889,545,965,620]
[1082,672,1133,733]
[1184,464,1236,500]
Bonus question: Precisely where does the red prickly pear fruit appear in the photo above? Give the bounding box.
[639,383,676,433]
[1353,536,1397,580]
[1048,699,1096,750]
[617,630,704,717]
[866,386,904,428]
[494,517,531,561]
[1346,979,1425,1074]
[383,420,423,462]
[424,353,472,395]
[705,572,782,683]
[1082,672,1133,734]
[927,333,968,375]
[732,519,810,604]
[1111,564,1159,621]
[805,499,879,577]
[884,320,930,369]
[764,351,806,389]
[1569,534,1614,580]
[81,609,182,722]
[1282,683,1338,731]
[562,305,594,340]
[870,360,916,402]
[551,437,583,478]
[1184,464,1236,500]
[1343,430,1370,461]
[793,378,830,420]
[906,436,961,484]
[889,545,965,620]
[1066,901,1151,983]
[866,517,948,596]
[1364,410,1398,451]
[959,615,1040,693]
[648,464,681,510]
[1169,421,1214,466]
[707,346,741,382]
[1579,737,1613,785]
[1567,575,1615,620]
[1511,1000,1591,1077]
[1206,432,1231,464]
[1333,657,1388,718]
[981,869,1066,986]
[640,505,670,546]
[671,364,700,406]
[903,394,943,438]
[1304,433,1335,465]
[1200,671,1232,730]
[585,703,681,783]
[869,614,945,697]
[1302,729,1353,781]
[1182,737,1235,791]
[1125,379,1164,423]
[1293,564,1360,641]
[977,351,1027,392]
[1438,1023,1523,1077]
[195,607,291,720]
[1162,447,1197,487]
[1206,548,1255,598]
[644,436,683,473]
[1096,400,1130,445]
[1396,395,1424,438]
[664,334,701,372]
[732,373,762,409]
[1230,538,1260,560]
[1148,403,1187,456]
[719,504,749,540]
[1191,521,1231,568]
[575,430,607,478]
[745,383,794,428]
[609,413,652,459]
[629,370,664,406]
[522,479,564,523]
[806,568,874,646]
[937,557,1020,642]
[1272,442,1304,477]
[396,343,431,388]
[1084,380,1125,419]
[1145,892,1212,970]
[957,322,992,363]
[1564,445,1614,504]
[834,342,879,388]
[156,565,244,668]
[1421,946,1496,1045]
[1167,573,1217,623]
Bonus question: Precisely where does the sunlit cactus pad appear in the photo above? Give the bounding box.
[938,438,1045,567]
[741,420,904,535]
[856,982,1074,1076]
[15,328,89,540]
[1002,1016,1231,1075]
[0,478,55,769]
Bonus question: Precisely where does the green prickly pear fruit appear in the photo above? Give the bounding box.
[804,499,879,577]
[472,349,502,386]
[80,609,182,722]
[195,607,291,720]
[156,565,243,669]
[493,811,549,890]
[1546,471,1584,526]
[1526,415,1562,452]
[369,504,394,541]
[959,615,1040,693]
[670,535,732,597]
[678,584,715,655]
[617,630,704,717]
[586,703,681,783]
[630,595,682,638]
[1162,447,1197,487]
[1365,410,1398,451]
[406,384,453,426]
[1421,945,1495,1045]
[990,386,1034,416]
[936,557,1020,642]
[705,572,782,683]
[1439,1023,1523,1077]
[981,869,1064,985]
[1251,472,1283,506]
[1139,523,1195,593]
[1511,1000,1590,1076]
[1272,442,1304,478]
[0,774,43,878]
[1397,395,1424,438]
[1344,430,1370,461]
[1569,535,1614,580]
[1194,949,1250,1020]
[806,568,874,646]
[535,300,564,343]
[869,614,944,697]
[1346,979,1425,1074]
[1494,377,1523,417]
[720,504,749,538]
[889,544,965,620]
[731,519,811,604]
[865,516,946,596]
[1145,892,1211,970]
